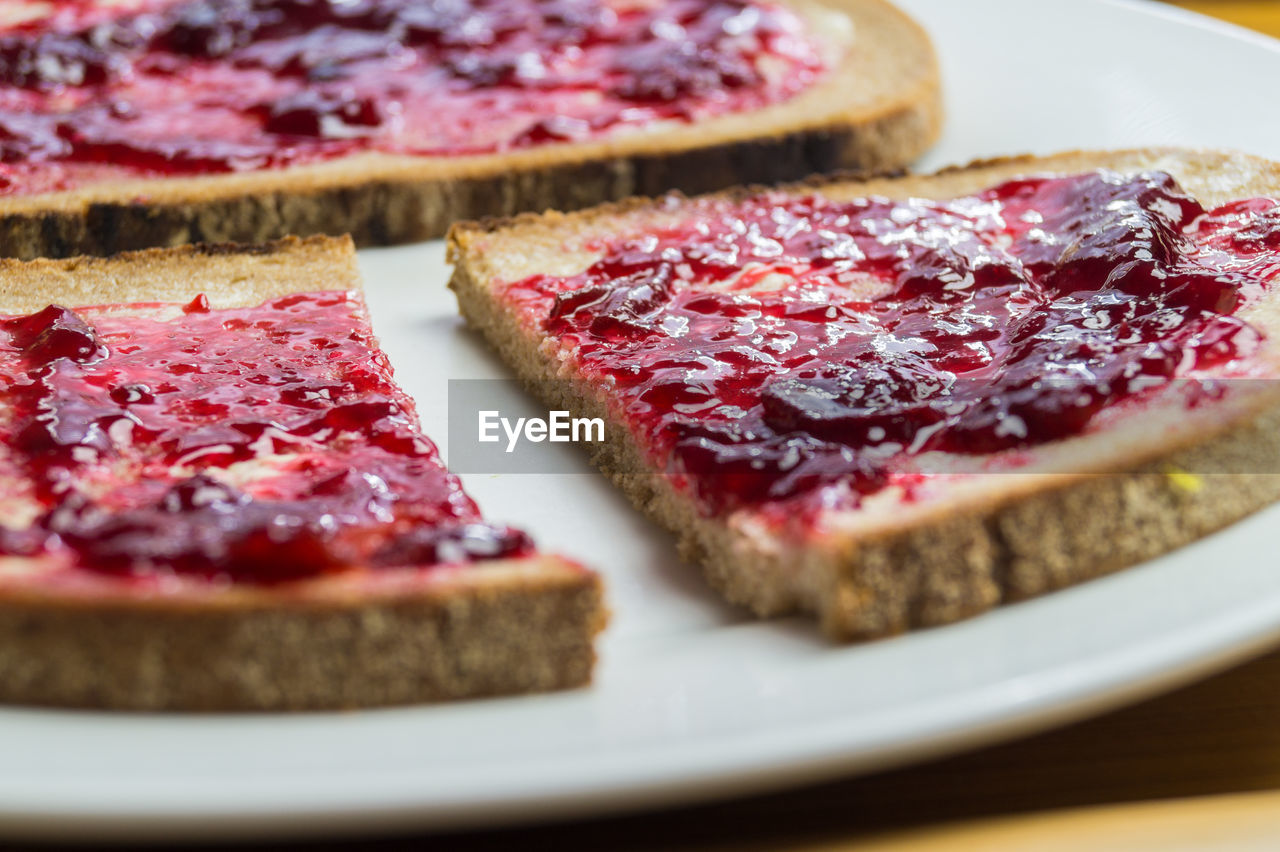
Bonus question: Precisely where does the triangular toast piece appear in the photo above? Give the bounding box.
[0,235,603,709]
[448,148,1280,639]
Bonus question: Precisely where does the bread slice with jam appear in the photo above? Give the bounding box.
[0,0,939,259]
[448,148,1280,639]
[0,235,604,710]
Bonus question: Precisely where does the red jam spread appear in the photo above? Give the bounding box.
[0,291,533,583]
[0,0,826,195]
[503,170,1280,519]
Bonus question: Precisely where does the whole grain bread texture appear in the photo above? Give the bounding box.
[0,236,605,710]
[0,0,939,260]
[447,148,1280,640]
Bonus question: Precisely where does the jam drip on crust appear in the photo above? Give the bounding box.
[0,292,532,582]
[504,171,1280,518]
[0,0,826,195]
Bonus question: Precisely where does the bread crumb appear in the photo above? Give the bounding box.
[1164,466,1204,494]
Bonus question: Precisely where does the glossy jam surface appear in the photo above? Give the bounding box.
[0,0,826,195]
[0,292,532,583]
[504,171,1280,518]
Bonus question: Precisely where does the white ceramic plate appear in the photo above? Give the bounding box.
[4,0,1280,841]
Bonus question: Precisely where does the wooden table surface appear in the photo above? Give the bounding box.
[1167,0,1280,36]
[17,3,1280,851]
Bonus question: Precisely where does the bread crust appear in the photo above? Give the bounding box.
[0,236,606,710]
[0,558,605,711]
[0,0,940,259]
[447,147,1280,640]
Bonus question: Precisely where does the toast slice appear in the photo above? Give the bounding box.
[448,148,1280,640]
[0,235,604,710]
[0,0,939,259]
